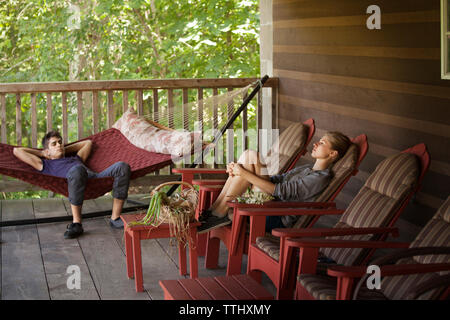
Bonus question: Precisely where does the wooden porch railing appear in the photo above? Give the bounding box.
[0,77,278,193]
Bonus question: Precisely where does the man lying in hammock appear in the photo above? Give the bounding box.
[13,131,131,239]
[197,131,351,234]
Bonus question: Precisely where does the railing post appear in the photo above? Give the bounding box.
[122,90,129,112]
[197,88,204,167]
[1,94,6,144]
[107,90,114,129]
[213,88,219,167]
[77,91,83,138]
[62,92,68,144]
[46,93,52,132]
[182,88,189,131]
[153,89,159,122]
[31,93,37,148]
[168,88,174,129]
[257,89,262,152]
[136,90,143,116]
[16,94,22,145]
[241,94,248,154]
[226,87,234,163]
[92,91,99,134]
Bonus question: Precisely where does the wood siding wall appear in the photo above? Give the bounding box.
[273,0,450,227]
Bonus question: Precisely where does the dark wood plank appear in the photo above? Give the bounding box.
[232,274,273,300]
[159,280,192,300]
[33,198,68,219]
[214,275,253,300]
[1,199,38,243]
[1,199,49,299]
[40,242,100,300]
[31,198,99,299]
[273,0,439,20]
[275,52,448,87]
[279,77,450,126]
[279,102,450,164]
[179,278,212,300]
[75,217,150,300]
[196,277,234,300]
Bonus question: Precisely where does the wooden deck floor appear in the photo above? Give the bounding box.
[0,194,276,300]
[1,194,421,300]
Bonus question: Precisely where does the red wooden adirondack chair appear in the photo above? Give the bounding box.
[262,143,430,299]
[172,118,316,255]
[297,196,450,300]
[204,134,369,277]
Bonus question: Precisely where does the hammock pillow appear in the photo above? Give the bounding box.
[113,109,198,157]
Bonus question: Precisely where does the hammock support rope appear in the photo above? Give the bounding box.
[0,75,269,227]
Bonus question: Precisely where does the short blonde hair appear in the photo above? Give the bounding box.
[324,131,352,162]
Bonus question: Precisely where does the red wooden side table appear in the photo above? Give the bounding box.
[121,213,201,292]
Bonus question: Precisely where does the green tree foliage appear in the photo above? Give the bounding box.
[1,0,260,82]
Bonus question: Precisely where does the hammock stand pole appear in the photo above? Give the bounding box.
[0,75,269,227]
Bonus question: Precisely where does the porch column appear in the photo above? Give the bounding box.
[259,0,277,150]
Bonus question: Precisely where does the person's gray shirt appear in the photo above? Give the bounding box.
[270,164,331,227]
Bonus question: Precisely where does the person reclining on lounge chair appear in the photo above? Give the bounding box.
[13,130,131,239]
[197,131,352,234]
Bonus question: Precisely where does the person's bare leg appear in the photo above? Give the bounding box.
[210,150,269,217]
[111,198,125,220]
[71,204,82,223]
[211,176,252,217]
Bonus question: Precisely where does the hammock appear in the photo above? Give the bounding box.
[0,128,173,199]
[0,75,269,226]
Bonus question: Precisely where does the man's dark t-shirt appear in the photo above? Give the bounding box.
[39,155,84,178]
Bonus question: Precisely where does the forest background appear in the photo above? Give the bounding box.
[0,0,261,199]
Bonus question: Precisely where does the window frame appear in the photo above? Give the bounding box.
[442,0,450,79]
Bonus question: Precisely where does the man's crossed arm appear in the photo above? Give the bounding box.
[13,140,92,171]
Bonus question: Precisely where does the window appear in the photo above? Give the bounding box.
[442,0,450,79]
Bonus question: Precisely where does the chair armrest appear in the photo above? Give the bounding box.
[236,207,344,217]
[226,200,336,209]
[172,168,227,175]
[274,227,400,239]
[327,263,450,279]
[368,246,450,267]
[192,179,226,186]
[172,167,227,186]
[285,238,409,251]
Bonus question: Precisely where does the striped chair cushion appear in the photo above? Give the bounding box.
[264,122,307,176]
[255,236,338,276]
[410,196,450,264]
[298,274,387,300]
[293,143,359,229]
[320,221,373,266]
[321,152,419,266]
[379,257,443,300]
[256,236,280,261]
[364,152,419,200]
[380,197,450,300]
